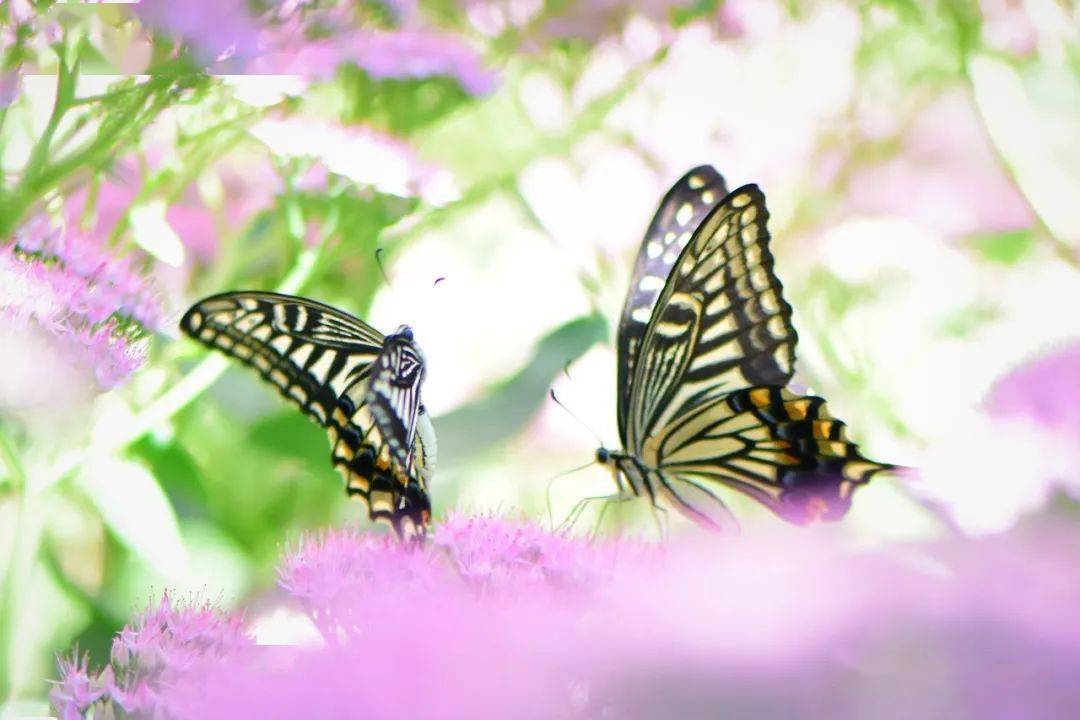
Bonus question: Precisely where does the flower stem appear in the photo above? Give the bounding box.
[0,430,44,703]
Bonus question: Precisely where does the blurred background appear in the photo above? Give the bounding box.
[1,0,1078,711]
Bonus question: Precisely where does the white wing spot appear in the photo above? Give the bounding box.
[646,241,663,259]
[688,174,705,189]
[631,306,653,324]
[675,203,694,227]
[701,190,715,205]
[638,275,665,292]
[187,312,203,330]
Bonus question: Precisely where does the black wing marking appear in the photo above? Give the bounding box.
[648,387,894,526]
[616,166,729,445]
[180,291,384,426]
[626,184,797,450]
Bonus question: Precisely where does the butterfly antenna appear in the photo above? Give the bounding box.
[549,389,604,448]
[433,276,446,288]
[374,247,394,289]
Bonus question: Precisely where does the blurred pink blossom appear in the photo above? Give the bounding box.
[0,218,159,406]
[980,0,1037,56]
[133,0,262,64]
[51,594,251,719]
[988,341,1080,439]
[55,515,1080,719]
[848,91,1034,237]
[0,68,18,108]
[251,28,497,95]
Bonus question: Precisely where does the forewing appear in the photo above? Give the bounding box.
[617,166,729,443]
[182,291,433,540]
[647,387,894,525]
[626,185,797,449]
[180,291,384,426]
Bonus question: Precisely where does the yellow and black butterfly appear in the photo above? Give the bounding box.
[180,291,435,542]
[595,166,895,529]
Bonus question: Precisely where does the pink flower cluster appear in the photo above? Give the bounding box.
[130,0,497,95]
[53,515,1080,719]
[0,217,159,395]
[50,594,251,720]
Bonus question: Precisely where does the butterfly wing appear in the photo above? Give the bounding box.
[180,291,432,539]
[616,166,729,445]
[645,387,894,526]
[180,291,385,426]
[620,183,891,525]
[625,184,797,451]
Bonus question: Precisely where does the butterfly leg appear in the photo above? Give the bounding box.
[560,494,620,534]
[590,494,637,539]
[649,503,670,541]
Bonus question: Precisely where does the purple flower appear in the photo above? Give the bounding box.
[848,91,1034,237]
[434,512,650,591]
[0,68,19,108]
[0,218,160,407]
[347,30,497,95]
[49,655,111,720]
[988,341,1080,438]
[52,594,252,719]
[251,29,497,96]
[55,516,1080,719]
[133,0,262,64]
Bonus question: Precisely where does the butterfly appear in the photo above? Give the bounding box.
[595,166,895,529]
[180,291,435,542]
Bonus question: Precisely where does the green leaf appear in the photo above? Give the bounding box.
[249,410,327,462]
[967,229,1035,265]
[433,313,608,465]
[76,456,188,583]
[129,435,210,518]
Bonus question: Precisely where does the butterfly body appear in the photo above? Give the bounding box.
[180,292,434,542]
[601,166,895,530]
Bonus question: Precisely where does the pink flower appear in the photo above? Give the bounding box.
[988,341,1080,437]
[55,516,1080,719]
[251,29,497,96]
[49,655,111,720]
[0,68,18,108]
[0,218,159,407]
[848,91,1034,237]
[52,594,252,719]
[133,0,262,64]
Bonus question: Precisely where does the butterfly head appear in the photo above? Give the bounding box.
[391,324,414,341]
[595,447,612,466]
